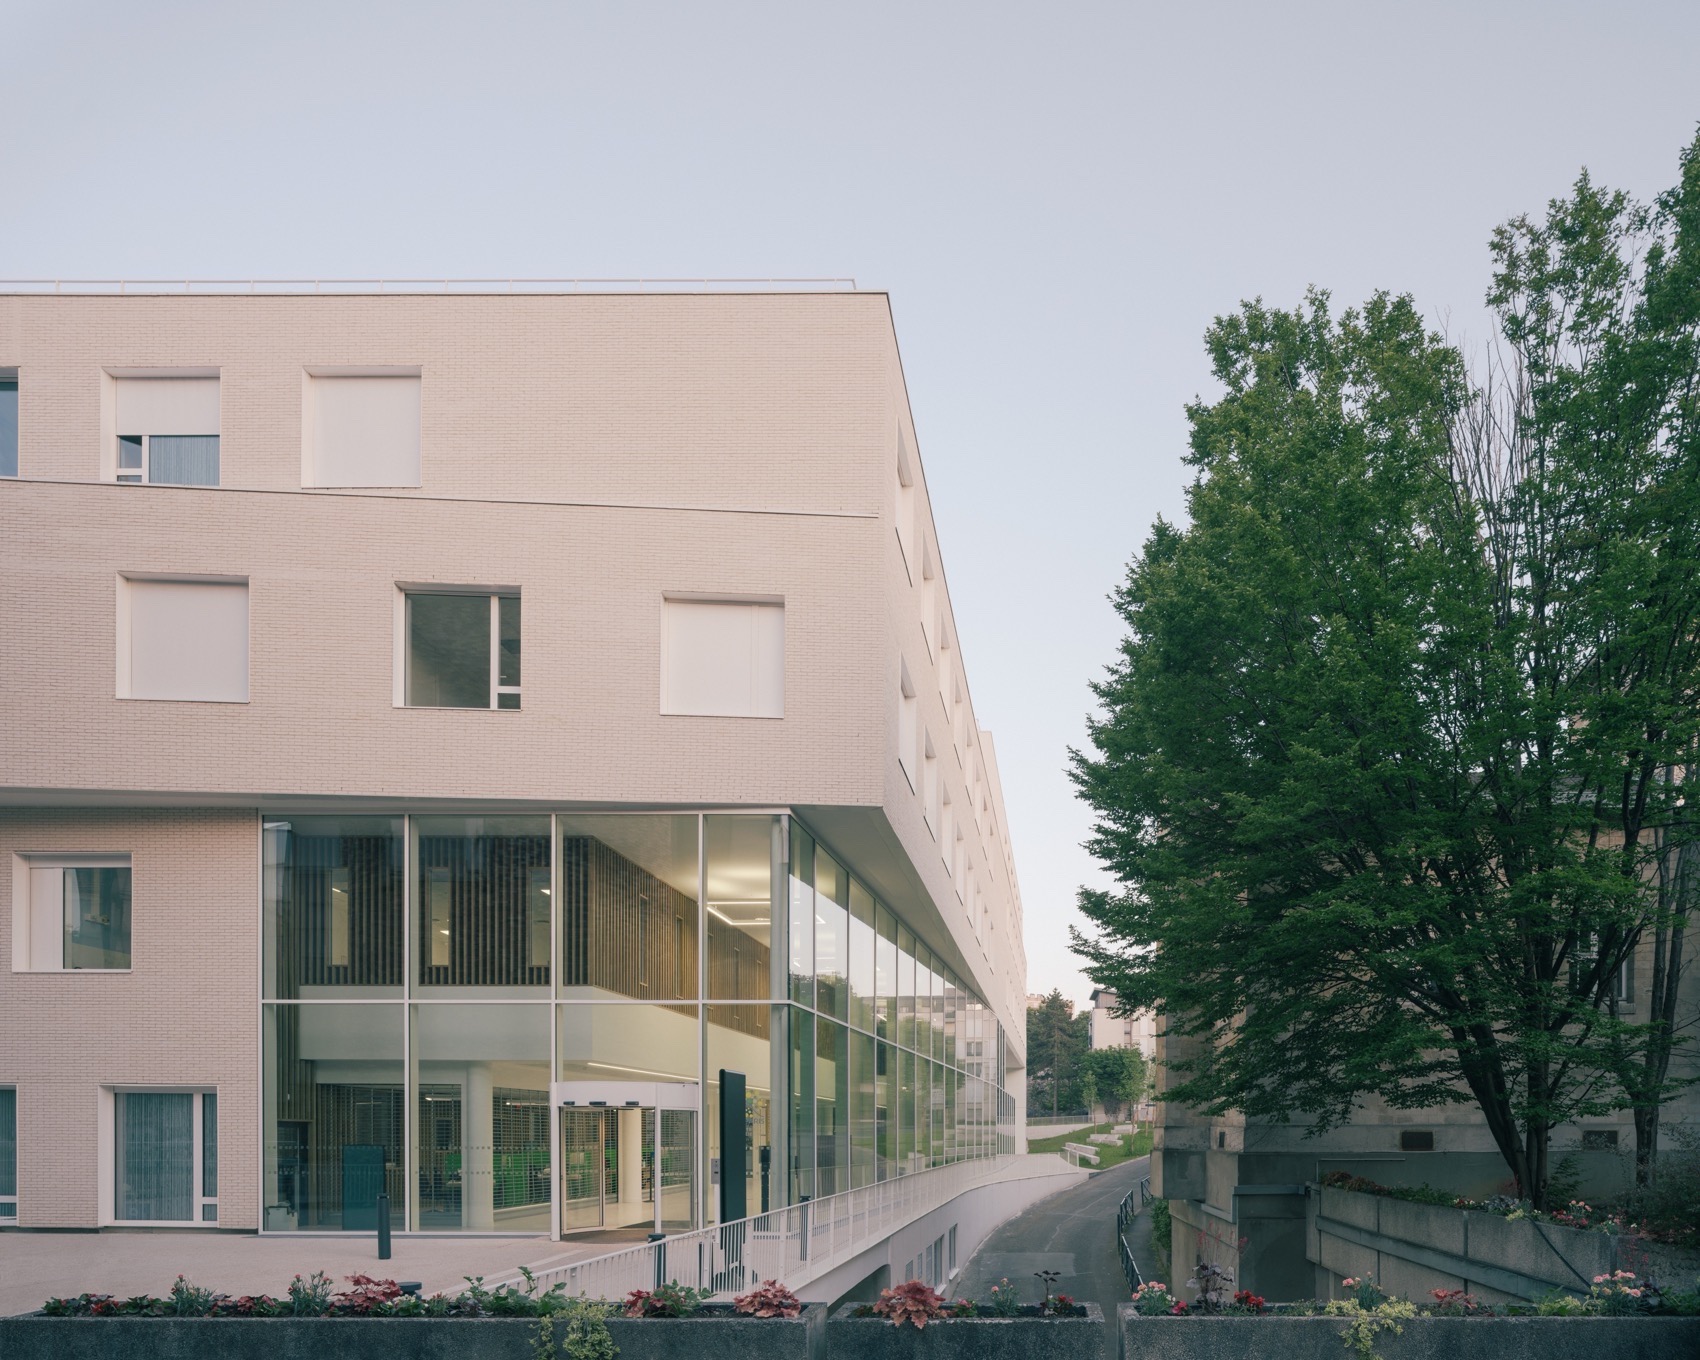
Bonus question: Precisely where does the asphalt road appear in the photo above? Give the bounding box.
[953,1154,1152,1359]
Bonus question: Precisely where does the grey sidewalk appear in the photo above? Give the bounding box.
[953,1155,1150,1359]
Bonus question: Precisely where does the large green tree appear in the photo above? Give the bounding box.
[1025,990,1090,1116]
[1071,137,1700,1206]
[1082,1044,1148,1123]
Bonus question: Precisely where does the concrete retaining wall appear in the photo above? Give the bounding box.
[1117,1307,1700,1360]
[829,1303,1102,1360]
[0,1307,828,1360]
[1308,1183,1633,1303]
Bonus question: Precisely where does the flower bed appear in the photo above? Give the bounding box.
[1119,1272,1700,1360]
[1118,1308,1700,1360]
[828,1301,1101,1360]
[1319,1169,1696,1250]
[0,1272,827,1360]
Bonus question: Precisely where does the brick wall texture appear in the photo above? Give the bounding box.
[0,292,1029,1227]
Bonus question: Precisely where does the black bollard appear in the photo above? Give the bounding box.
[377,1191,392,1260]
[647,1232,666,1288]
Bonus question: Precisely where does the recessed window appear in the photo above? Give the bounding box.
[923,732,940,837]
[920,540,937,658]
[13,855,132,971]
[896,429,917,583]
[898,659,918,790]
[304,373,421,487]
[1582,1129,1619,1151]
[0,371,17,478]
[113,1090,217,1223]
[1399,1130,1436,1152]
[661,597,784,718]
[0,1086,16,1218]
[404,590,520,710]
[118,576,249,702]
[112,378,220,486]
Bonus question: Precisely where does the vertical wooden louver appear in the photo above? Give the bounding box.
[415,831,552,988]
[279,834,403,995]
[559,836,699,1009]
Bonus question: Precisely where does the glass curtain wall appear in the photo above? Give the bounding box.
[262,811,1013,1233]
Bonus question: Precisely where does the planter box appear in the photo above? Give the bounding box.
[828,1302,1102,1360]
[0,1305,828,1360]
[1305,1183,1680,1304]
[1117,1306,1700,1360]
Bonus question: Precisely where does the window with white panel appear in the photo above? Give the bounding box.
[118,576,249,702]
[661,597,784,718]
[303,373,421,487]
[113,377,220,486]
[12,854,132,971]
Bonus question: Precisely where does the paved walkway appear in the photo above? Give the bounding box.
[0,1231,607,1318]
[953,1155,1151,1360]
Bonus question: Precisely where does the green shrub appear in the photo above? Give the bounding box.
[1149,1196,1172,1253]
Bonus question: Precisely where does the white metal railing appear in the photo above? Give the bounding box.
[518,1154,1074,1300]
[0,277,859,295]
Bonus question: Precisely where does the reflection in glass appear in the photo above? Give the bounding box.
[897,926,916,1051]
[849,880,876,1034]
[559,815,699,1001]
[913,949,933,1060]
[497,595,522,709]
[788,1008,814,1204]
[938,958,952,1067]
[814,848,848,1023]
[898,1046,916,1174]
[705,816,779,1001]
[850,1029,876,1189]
[264,818,403,999]
[407,593,491,708]
[263,1004,405,1231]
[788,826,814,1009]
[815,1019,849,1196]
[62,867,132,969]
[0,379,16,478]
[875,906,897,1034]
[414,817,551,994]
[412,1005,550,1231]
[943,974,959,1068]
[877,1040,896,1181]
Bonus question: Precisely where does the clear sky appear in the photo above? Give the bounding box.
[5,1,1697,1005]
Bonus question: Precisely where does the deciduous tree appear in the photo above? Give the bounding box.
[1071,135,1700,1205]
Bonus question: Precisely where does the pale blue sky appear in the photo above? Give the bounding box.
[4,1,1697,1004]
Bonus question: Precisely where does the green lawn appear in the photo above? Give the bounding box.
[1028,1121,1153,1170]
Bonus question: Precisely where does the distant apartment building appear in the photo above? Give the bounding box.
[1086,987,1154,1059]
[0,285,1030,1243]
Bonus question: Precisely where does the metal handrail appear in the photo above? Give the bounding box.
[515,1154,1069,1301]
[1117,1185,1144,1290]
[0,277,859,296]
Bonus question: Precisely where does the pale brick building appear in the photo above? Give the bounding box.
[0,285,1029,1243]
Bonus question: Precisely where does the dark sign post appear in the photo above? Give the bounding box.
[718,1069,747,1223]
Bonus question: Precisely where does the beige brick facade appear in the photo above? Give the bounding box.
[0,290,1027,1231]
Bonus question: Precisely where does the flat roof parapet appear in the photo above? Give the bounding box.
[0,277,859,295]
